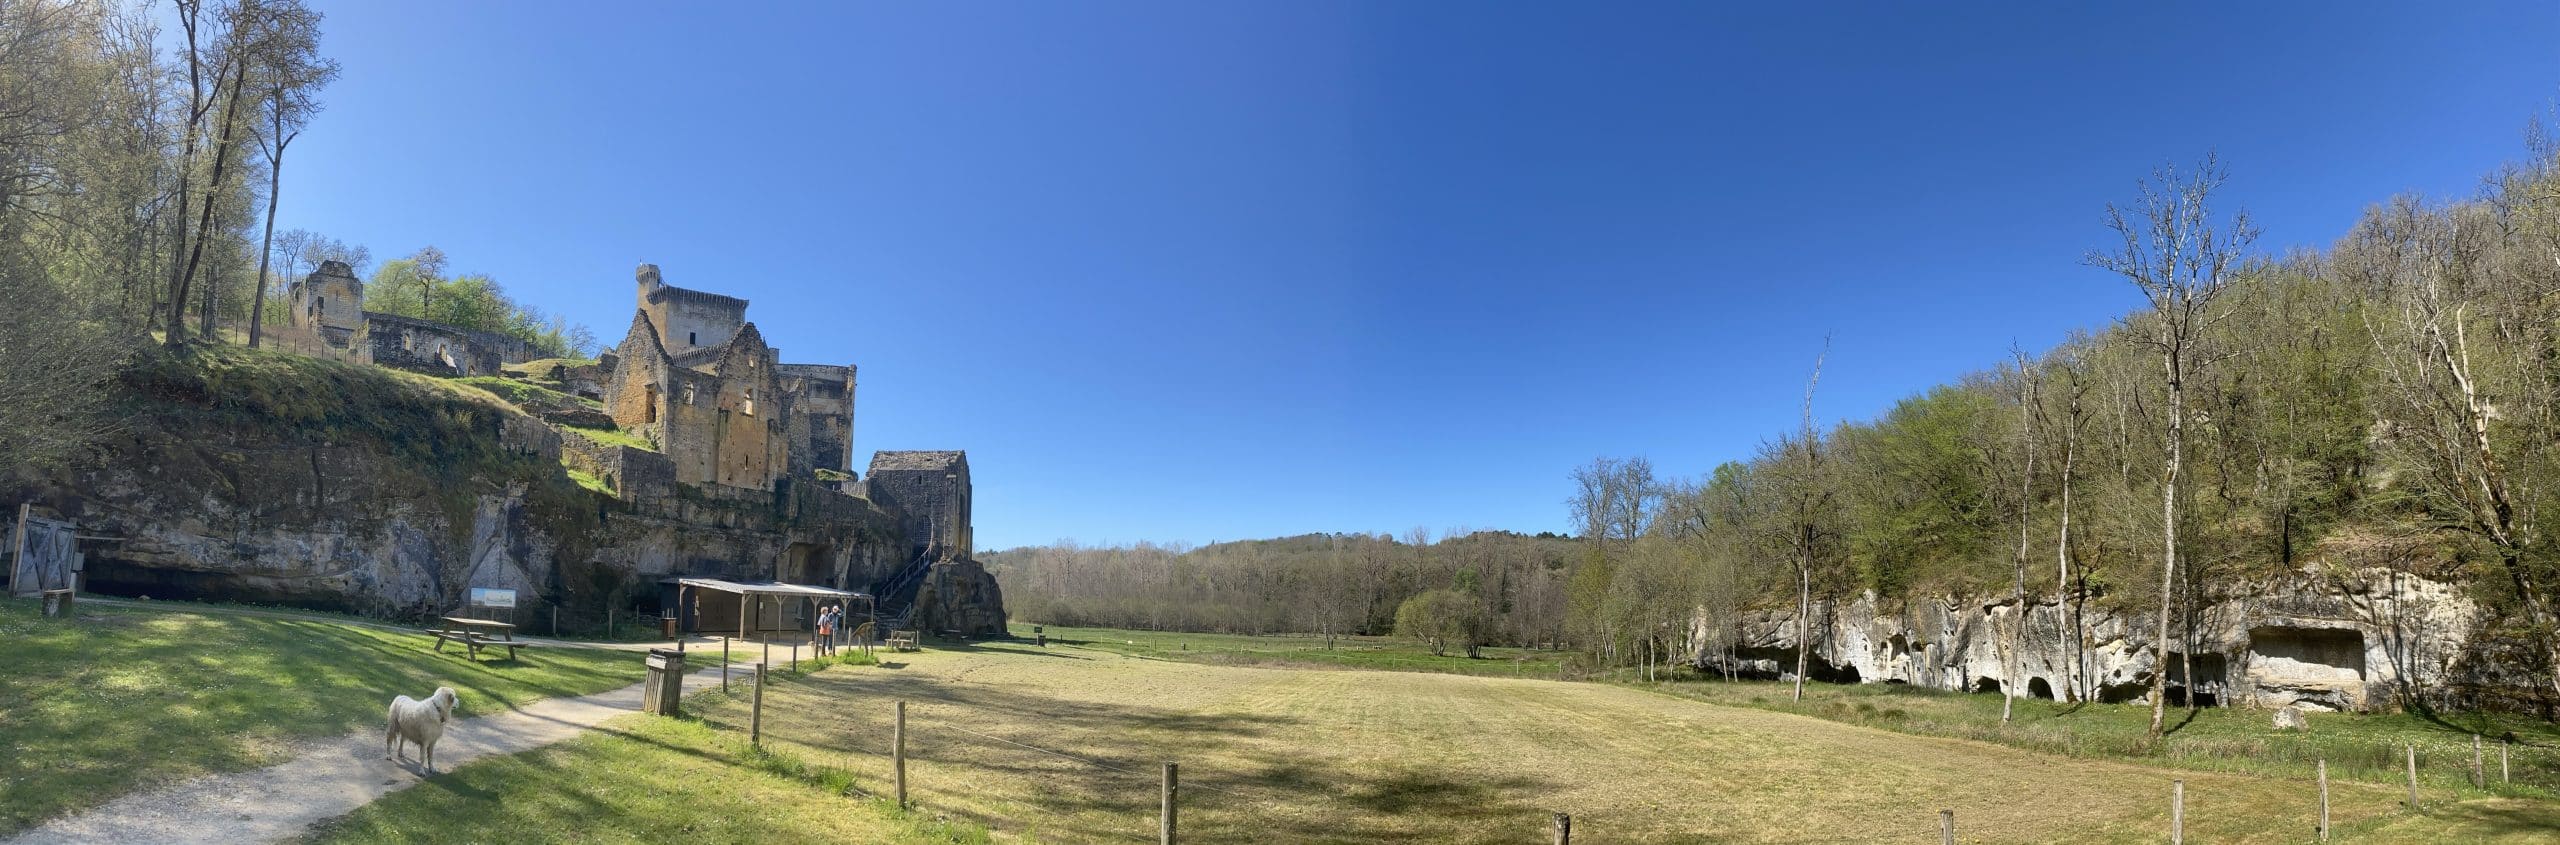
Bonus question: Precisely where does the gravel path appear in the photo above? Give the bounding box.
[6,664,734,845]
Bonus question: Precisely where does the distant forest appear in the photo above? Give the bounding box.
[994,117,2560,706]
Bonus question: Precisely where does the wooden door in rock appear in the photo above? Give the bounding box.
[9,506,78,596]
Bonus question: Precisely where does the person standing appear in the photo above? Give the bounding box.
[815,603,838,656]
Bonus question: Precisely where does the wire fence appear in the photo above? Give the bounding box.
[655,645,2538,844]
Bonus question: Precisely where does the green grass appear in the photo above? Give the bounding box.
[564,424,656,452]
[0,597,652,833]
[564,463,616,496]
[500,356,598,376]
[296,649,982,845]
[1017,622,1573,677]
[298,712,987,845]
[1638,672,2560,800]
[1046,623,2560,804]
[453,375,591,410]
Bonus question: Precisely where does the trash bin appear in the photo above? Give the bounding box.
[642,648,686,716]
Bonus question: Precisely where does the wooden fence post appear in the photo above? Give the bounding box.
[1938,809,1954,845]
[894,699,909,809]
[1160,762,1179,845]
[722,637,731,691]
[750,662,764,747]
[2473,734,2484,788]
[2317,759,2330,842]
[552,605,558,637]
[2170,780,2184,845]
[792,642,799,673]
[2406,744,2421,810]
[607,607,614,639]
[2503,739,2511,784]
[1551,812,1570,845]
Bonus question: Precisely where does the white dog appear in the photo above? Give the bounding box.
[384,686,459,773]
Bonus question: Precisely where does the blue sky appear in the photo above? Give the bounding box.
[273,2,2560,550]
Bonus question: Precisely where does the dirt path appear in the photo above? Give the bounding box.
[5,664,733,845]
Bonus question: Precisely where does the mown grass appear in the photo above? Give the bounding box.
[382,642,2554,842]
[296,713,989,845]
[0,597,651,834]
[1018,622,1572,678]
[564,424,656,452]
[1636,672,2560,800]
[295,649,994,845]
[1038,624,2560,800]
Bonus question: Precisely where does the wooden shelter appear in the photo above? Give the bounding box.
[663,578,868,642]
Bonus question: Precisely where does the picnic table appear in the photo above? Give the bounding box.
[430,616,531,661]
[887,629,921,652]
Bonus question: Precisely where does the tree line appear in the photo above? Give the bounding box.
[993,124,2560,721]
[0,0,591,478]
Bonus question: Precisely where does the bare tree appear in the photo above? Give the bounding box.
[2043,339,2094,702]
[1760,341,1835,702]
[2086,155,2257,738]
[2002,348,2039,724]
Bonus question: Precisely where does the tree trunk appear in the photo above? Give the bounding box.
[250,138,284,348]
[2055,427,2078,703]
[2149,351,2183,739]
[2006,362,2036,724]
[176,55,252,345]
[1793,560,1811,701]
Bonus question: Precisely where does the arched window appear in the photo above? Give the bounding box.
[743,388,755,416]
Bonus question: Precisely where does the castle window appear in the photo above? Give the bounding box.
[644,385,660,423]
[743,388,755,416]
[689,331,697,346]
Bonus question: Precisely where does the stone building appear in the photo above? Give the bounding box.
[867,450,972,560]
[600,264,853,491]
[287,260,366,349]
[285,260,535,376]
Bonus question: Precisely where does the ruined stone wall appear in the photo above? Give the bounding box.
[560,434,676,503]
[364,312,534,377]
[777,364,854,476]
[289,262,365,349]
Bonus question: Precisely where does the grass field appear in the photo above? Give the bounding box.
[0,597,651,833]
[325,634,2560,843]
[1034,624,2560,801]
[1025,623,1573,678]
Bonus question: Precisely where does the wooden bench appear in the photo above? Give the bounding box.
[887,629,920,652]
[430,616,528,661]
[431,630,532,661]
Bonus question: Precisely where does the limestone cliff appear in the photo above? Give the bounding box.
[5,346,1002,630]
[1694,564,2497,713]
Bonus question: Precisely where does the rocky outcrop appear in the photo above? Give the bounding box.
[7,346,1006,632]
[910,558,1007,636]
[1694,564,2480,714]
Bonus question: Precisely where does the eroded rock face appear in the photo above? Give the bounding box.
[1692,565,2479,713]
[910,558,1008,636]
